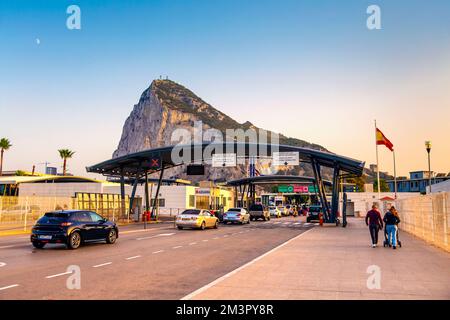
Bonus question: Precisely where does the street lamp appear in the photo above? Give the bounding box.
[425,141,432,193]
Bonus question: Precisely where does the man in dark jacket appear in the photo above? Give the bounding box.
[365,204,383,248]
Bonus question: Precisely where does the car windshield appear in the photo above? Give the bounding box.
[181,209,200,215]
[38,212,70,223]
[227,208,241,212]
[249,204,263,211]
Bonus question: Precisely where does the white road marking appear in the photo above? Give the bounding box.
[181,228,313,300]
[92,262,112,268]
[0,284,19,291]
[189,242,197,245]
[152,250,164,254]
[273,222,281,225]
[223,235,229,238]
[0,262,6,267]
[173,246,182,249]
[294,222,301,225]
[213,237,219,240]
[304,223,312,226]
[45,271,72,279]
[283,222,290,225]
[125,255,141,260]
[202,239,209,242]
[136,232,175,241]
[121,226,169,234]
[0,245,19,249]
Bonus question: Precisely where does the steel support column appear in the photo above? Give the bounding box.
[128,172,139,220]
[119,167,126,220]
[330,163,341,223]
[151,165,165,220]
[342,192,348,228]
[240,184,247,209]
[311,158,331,222]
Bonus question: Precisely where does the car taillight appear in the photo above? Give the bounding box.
[236,214,241,217]
[61,222,72,227]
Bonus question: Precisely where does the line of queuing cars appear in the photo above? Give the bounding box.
[175,203,322,230]
[28,203,323,250]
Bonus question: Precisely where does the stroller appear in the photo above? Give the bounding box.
[383,225,402,248]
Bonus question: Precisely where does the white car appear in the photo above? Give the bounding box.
[278,206,289,216]
[269,206,281,218]
[222,208,250,224]
[176,209,219,230]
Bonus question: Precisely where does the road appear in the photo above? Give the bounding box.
[0,216,315,299]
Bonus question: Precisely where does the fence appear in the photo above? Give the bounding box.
[395,192,449,252]
[0,195,130,233]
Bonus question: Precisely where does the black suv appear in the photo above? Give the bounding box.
[30,210,118,249]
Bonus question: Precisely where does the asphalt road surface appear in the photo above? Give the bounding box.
[0,216,315,299]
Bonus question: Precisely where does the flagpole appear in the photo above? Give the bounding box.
[375,120,381,199]
[393,149,397,199]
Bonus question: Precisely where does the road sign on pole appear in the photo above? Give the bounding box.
[272,152,299,166]
[212,153,237,167]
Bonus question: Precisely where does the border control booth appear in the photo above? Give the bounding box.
[86,142,364,226]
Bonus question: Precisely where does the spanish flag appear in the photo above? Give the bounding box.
[376,128,394,151]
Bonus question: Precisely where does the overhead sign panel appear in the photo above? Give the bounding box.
[272,152,299,166]
[278,185,294,193]
[212,153,237,167]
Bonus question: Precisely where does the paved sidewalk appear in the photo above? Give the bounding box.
[188,218,450,300]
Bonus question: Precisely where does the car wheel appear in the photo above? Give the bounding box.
[214,221,219,229]
[267,216,270,221]
[306,217,310,223]
[177,226,183,230]
[32,241,45,249]
[200,221,206,230]
[106,229,117,244]
[67,231,81,250]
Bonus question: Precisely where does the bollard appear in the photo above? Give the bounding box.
[319,213,324,226]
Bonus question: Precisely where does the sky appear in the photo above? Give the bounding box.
[1,0,449,178]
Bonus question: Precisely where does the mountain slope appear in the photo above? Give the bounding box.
[113,79,338,181]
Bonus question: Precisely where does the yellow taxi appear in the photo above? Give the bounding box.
[176,209,219,230]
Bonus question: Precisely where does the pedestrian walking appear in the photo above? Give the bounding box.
[365,204,383,248]
[384,206,401,249]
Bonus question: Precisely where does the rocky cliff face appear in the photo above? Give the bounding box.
[113,79,329,181]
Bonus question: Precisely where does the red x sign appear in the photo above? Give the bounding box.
[150,158,160,168]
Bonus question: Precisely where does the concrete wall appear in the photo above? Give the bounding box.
[344,192,419,217]
[395,192,449,252]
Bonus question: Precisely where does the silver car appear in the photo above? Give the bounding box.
[222,208,250,224]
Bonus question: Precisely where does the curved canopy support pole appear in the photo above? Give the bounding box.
[128,171,139,221]
[144,170,150,229]
[119,166,126,221]
[311,158,330,222]
[151,164,165,220]
[342,192,348,227]
[330,163,341,223]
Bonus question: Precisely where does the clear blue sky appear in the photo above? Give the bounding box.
[1,0,449,177]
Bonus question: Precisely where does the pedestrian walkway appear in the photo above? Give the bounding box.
[186,217,450,300]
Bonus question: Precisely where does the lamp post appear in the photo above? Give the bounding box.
[425,141,432,193]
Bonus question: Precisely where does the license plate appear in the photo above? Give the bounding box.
[38,235,52,240]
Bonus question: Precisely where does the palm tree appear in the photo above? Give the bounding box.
[0,138,12,176]
[58,149,75,176]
